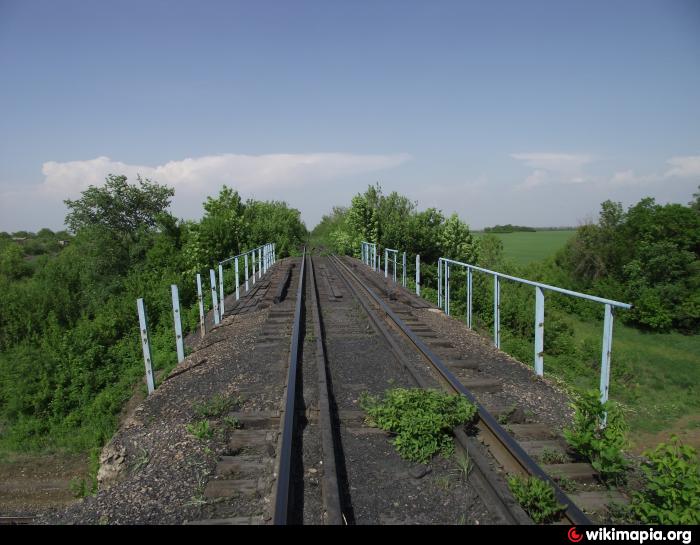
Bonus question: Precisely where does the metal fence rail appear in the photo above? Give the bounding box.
[135,241,277,396]
[358,241,632,418]
[361,242,420,294]
[219,243,276,302]
[437,256,631,408]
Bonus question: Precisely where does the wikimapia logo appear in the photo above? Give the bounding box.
[567,527,693,544]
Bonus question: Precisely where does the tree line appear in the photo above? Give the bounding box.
[0,174,307,454]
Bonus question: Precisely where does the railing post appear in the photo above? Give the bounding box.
[438,258,442,308]
[218,263,225,316]
[235,256,240,300]
[599,304,614,426]
[171,284,185,363]
[258,248,262,279]
[534,286,544,376]
[446,262,450,316]
[402,252,406,287]
[250,250,255,286]
[493,275,500,349]
[136,298,156,394]
[416,254,420,296]
[466,267,472,329]
[196,273,206,338]
[393,252,397,283]
[245,253,249,291]
[210,269,220,325]
[384,249,388,278]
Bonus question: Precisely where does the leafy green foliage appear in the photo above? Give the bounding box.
[360,388,477,463]
[192,394,237,418]
[507,475,566,524]
[68,446,100,498]
[631,436,700,524]
[0,175,306,456]
[563,390,628,483]
[559,196,700,332]
[484,224,536,233]
[186,420,213,440]
[310,183,479,265]
[64,174,174,235]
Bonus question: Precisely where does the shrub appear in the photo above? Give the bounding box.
[186,420,213,440]
[507,475,566,524]
[631,437,700,524]
[193,394,237,418]
[360,388,477,463]
[563,390,628,483]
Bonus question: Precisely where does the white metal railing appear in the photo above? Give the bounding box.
[437,256,631,409]
[136,242,276,396]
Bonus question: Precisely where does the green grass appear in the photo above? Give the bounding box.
[538,316,700,450]
[476,230,576,265]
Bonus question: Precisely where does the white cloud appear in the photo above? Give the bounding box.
[0,152,411,231]
[664,155,700,178]
[511,152,595,190]
[40,152,412,200]
[610,169,661,186]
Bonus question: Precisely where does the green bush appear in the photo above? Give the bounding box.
[631,437,700,524]
[193,394,238,418]
[0,177,307,457]
[563,390,628,483]
[360,388,477,463]
[507,474,566,524]
[186,420,213,440]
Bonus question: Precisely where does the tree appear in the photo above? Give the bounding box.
[439,213,479,263]
[64,174,174,235]
[0,244,30,280]
[560,194,700,331]
[690,185,700,213]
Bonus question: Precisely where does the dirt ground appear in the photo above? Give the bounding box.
[630,414,700,456]
[0,452,87,517]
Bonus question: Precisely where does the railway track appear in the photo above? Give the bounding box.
[262,253,591,525]
[0,516,35,525]
[15,250,598,525]
[328,255,592,525]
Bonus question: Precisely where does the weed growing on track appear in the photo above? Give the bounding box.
[453,451,473,481]
[507,475,566,524]
[539,447,569,465]
[132,447,150,472]
[193,394,238,418]
[563,390,628,483]
[186,420,213,440]
[360,388,477,463]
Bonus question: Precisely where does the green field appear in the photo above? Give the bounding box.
[545,317,700,452]
[476,230,576,264]
[471,229,700,453]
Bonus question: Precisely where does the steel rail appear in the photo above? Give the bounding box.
[327,255,530,525]
[272,248,306,525]
[307,256,344,524]
[0,516,34,525]
[332,255,591,526]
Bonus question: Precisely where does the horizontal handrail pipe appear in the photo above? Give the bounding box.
[437,256,631,416]
[360,243,420,295]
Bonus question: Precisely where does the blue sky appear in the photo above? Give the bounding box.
[1,0,699,231]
